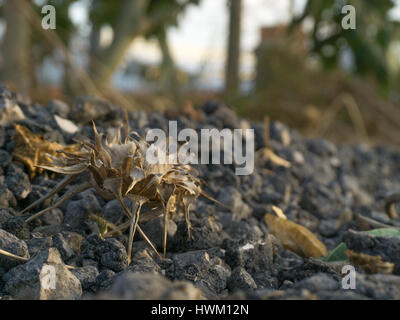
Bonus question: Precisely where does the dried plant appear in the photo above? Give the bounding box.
[13,124,79,178]
[19,116,224,263]
[345,250,394,274]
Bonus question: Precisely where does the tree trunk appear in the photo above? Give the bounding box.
[89,24,101,71]
[157,31,181,105]
[225,0,242,97]
[1,0,31,94]
[90,0,149,89]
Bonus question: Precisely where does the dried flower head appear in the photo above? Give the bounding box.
[20,116,223,262]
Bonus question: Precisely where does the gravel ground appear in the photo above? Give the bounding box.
[1,86,400,300]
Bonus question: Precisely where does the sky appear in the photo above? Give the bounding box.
[128,0,307,82]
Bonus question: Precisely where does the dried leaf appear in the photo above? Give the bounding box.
[271,205,287,219]
[260,148,291,168]
[265,212,327,258]
[12,124,79,178]
[345,250,394,274]
[37,163,87,175]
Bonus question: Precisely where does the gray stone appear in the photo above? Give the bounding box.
[40,208,63,226]
[299,183,344,219]
[277,258,339,285]
[141,215,177,250]
[31,224,61,237]
[2,248,82,300]
[64,191,102,230]
[103,199,127,225]
[0,208,13,226]
[95,269,116,291]
[70,265,99,291]
[81,235,128,272]
[97,272,204,300]
[210,104,240,129]
[0,87,25,126]
[128,249,161,274]
[225,241,274,276]
[60,231,84,255]
[270,121,291,146]
[171,216,226,251]
[46,99,70,118]
[306,138,337,157]
[26,236,53,257]
[0,229,30,270]
[354,273,400,299]
[5,163,31,200]
[53,233,76,262]
[70,96,112,124]
[292,273,340,292]
[217,186,252,221]
[0,150,12,167]
[2,215,31,239]
[227,267,257,291]
[53,115,79,134]
[226,220,264,241]
[170,250,231,294]
[343,230,400,274]
[0,183,16,208]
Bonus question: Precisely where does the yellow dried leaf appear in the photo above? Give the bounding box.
[345,250,394,274]
[264,213,327,258]
[271,205,287,219]
[12,124,79,178]
[260,148,291,168]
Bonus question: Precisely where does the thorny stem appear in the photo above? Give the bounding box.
[0,248,28,262]
[127,201,144,265]
[0,248,75,270]
[184,202,192,240]
[103,221,131,238]
[163,206,168,258]
[25,181,91,223]
[19,174,78,215]
[116,196,161,259]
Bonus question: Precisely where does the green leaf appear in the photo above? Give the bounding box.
[320,242,349,262]
[364,227,400,237]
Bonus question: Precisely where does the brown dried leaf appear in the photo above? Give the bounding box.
[260,148,291,168]
[265,212,327,258]
[345,250,394,274]
[12,124,79,178]
[271,205,287,219]
[37,163,87,175]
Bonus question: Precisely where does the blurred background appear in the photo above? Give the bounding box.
[0,0,400,146]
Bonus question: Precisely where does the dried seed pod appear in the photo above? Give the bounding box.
[20,118,223,262]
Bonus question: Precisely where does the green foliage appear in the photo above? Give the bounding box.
[292,0,400,89]
[364,227,400,237]
[90,0,200,39]
[89,0,120,30]
[320,242,349,262]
